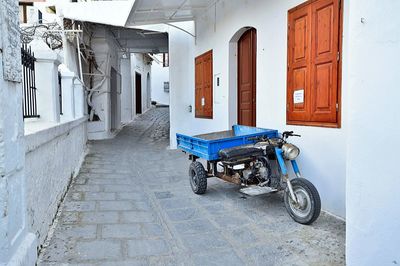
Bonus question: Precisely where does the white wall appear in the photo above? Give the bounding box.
[88,26,121,139]
[169,0,347,218]
[0,1,37,264]
[169,21,196,145]
[25,118,87,246]
[345,1,400,265]
[121,57,133,123]
[151,62,169,105]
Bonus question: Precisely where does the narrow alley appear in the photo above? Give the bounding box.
[37,107,345,265]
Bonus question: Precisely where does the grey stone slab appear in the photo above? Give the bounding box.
[192,250,244,266]
[158,198,195,210]
[80,211,119,224]
[103,185,138,192]
[84,192,116,201]
[127,239,171,257]
[166,208,200,222]
[72,184,101,192]
[117,192,148,201]
[99,259,149,266]
[102,223,142,238]
[98,201,134,211]
[141,223,165,237]
[74,240,122,260]
[64,201,96,212]
[52,225,97,240]
[211,213,251,228]
[180,232,231,252]
[120,211,158,223]
[173,219,217,235]
[59,212,80,225]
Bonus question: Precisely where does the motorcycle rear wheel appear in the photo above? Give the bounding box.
[284,178,321,225]
[189,161,207,194]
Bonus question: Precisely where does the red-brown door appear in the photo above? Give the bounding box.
[238,28,256,126]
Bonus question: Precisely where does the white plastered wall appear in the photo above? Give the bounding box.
[345,0,400,264]
[87,26,121,139]
[121,57,133,123]
[169,0,347,218]
[151,62,170,105]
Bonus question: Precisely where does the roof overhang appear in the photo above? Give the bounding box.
[59,1,135,27]
[127,0,217,26]
[59,0,216,28]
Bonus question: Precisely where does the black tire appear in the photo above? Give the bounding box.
[284,178,321,225]
[189,161,207,194]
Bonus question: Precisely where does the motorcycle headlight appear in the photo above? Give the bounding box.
[282,143,300,160]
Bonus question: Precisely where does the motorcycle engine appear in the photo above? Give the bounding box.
[241,158,271,184]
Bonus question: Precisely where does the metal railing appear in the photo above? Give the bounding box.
[21,44,39,119]
[58,71,62,115]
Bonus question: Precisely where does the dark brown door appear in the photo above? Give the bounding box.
[135,72,142,114]
[238,28,256,126]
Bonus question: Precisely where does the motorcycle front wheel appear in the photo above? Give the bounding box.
[284,178,321,225]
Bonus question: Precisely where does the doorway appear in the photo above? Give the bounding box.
[146,73,151,109]
[135,72,142,114]
[110,67,119,130]
[238,28,257,126]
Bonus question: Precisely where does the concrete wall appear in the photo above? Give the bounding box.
[0,1,37,264]
[169,1,346,218]
[151,62,169,105]
[121,57,133,123]
[87,26,121,139]
[25,118,87,247]
[169,21,195,147]
[345,0,400,264]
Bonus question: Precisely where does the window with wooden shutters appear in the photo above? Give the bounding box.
[287,0,342,127]
[195,50,213,119]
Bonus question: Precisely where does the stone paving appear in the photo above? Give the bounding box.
[38,107,345,266]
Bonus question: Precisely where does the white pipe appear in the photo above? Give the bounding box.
[76,24,84,82]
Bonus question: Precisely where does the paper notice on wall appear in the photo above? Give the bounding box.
[293,89,304,104]
[201,97,205,106]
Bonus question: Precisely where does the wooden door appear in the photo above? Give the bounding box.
[238,28,256,126]
[135,72,142,114]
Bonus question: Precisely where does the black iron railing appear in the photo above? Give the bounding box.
[58,71,62,115]
[21,44,39,119]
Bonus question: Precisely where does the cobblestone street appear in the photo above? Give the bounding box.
[38,107,345,266]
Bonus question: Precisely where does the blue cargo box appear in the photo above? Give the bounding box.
[176,125,279,161]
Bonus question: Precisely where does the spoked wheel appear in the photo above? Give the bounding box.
[284,178,321,225]
[189,161,207,194]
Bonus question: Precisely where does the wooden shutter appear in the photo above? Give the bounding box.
[195,50,213,119]
[287,5,312,122]
[287,0,342,127]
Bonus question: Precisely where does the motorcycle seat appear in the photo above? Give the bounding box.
[219,145,264,160]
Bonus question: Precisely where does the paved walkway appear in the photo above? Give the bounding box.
[39,107,345,266]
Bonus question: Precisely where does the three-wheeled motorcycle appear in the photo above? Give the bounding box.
[177,125,321,224]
